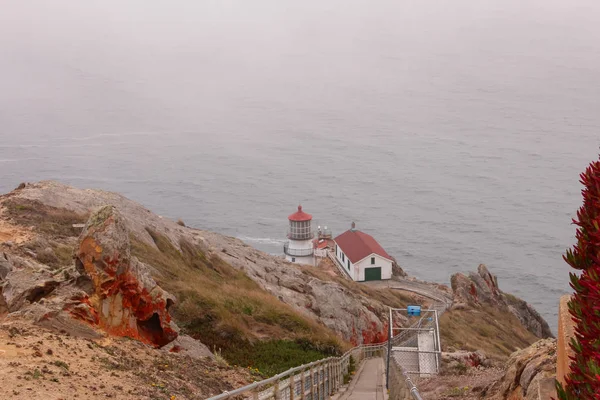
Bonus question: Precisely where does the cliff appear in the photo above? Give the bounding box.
[0,181,432,397]
[451,264,553,339]
[0,181,554,399]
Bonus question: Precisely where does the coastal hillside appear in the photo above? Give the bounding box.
[0,181,554,399]
[0,181,428,397]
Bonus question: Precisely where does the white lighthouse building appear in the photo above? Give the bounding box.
[284,205,315,265]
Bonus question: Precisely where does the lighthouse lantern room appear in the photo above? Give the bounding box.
[284,205,315,265]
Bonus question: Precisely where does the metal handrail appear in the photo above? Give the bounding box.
[208,305,442,399]
[206,343,386,400]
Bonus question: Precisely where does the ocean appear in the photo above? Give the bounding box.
[1,0,599,334]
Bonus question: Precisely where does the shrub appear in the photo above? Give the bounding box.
[222,339,336,377]
[557,155,600,400]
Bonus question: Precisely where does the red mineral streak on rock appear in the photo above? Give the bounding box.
[469,283,478,301]
[71,206,177,347]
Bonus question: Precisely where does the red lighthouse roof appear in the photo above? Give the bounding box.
[288,205,312,222]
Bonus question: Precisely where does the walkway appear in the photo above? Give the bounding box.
[364,277,453,313]
[334,358,387,400]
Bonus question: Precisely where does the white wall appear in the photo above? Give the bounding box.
[287,238,313,251]
[314,248,327,258]
[286,254,314,265]
[354,254,393,281]
[285,238,314,265]
[335,245,355,279]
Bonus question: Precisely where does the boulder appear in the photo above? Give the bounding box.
[450,264,553,339]
[0,255,59,312]
[0,252,12,279]
[483,338,557,400]
[72,205,178,347]
[162,334,214,360]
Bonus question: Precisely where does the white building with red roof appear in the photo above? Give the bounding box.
[284,205,315,265]
[334,222,393,281]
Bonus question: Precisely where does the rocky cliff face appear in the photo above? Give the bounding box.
[483,338,557,400]
[0,181,411,346]
[0,204,180,348]
[451,264,553,339]
[72,205,178,347]
[200,230,400,344]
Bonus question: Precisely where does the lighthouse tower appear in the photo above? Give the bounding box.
[284,205,315,265]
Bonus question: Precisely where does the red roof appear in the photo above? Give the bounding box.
[313,238,333,250]
[334,229,392,263]
[288,205,312,222]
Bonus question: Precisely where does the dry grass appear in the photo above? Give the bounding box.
[131,229,347,375]
[440,305,539,360]
[3,198,88,238]
[299,261,416,309]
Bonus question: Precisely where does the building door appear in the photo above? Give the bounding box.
[364,267,381,281]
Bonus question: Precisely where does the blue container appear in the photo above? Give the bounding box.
[407,305,421,317]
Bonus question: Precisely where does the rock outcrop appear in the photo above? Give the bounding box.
[206,233,398,344]
[71,205,178,347]
[0,254,59,313]
[451,264,553,339]
[483,338,557,400]
[2,181,408,344]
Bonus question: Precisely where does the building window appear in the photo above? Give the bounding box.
[347,259,350,269]
[342,253,345,262]
[371,257,375,265]
[292,257,295,262]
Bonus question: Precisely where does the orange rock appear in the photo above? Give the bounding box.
[71,206,177,347]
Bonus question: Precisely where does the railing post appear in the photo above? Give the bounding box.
[274,380,280,400]
[300,369,306,400]
[290,374,295,400]
[336,361,340,391]
[387,307,392,390]
[329,363,335,396]
[310,366,314,399]
[321,364,325,398]
[434,309,442,372]
[252,390,258,400]
[315,365,321,399]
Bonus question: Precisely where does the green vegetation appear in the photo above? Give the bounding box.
[52,360,69,370]
[440,305,538,360]
[25,369,42,380]
[131,229,346,376]
[557,155,600,399]
[444,386,469,397]
[223,339,334,377]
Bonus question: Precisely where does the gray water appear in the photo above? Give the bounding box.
[1,0,600,334]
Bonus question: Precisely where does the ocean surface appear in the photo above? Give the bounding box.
[1,0,599,334]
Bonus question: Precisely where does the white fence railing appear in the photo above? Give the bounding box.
[206,344,385,400]
[207,303,444,399]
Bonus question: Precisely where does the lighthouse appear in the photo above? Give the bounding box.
[284,205,315,265]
